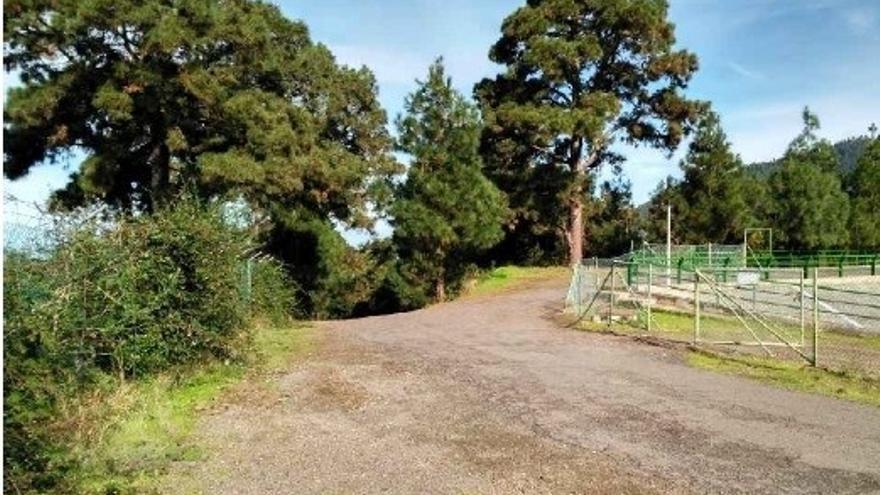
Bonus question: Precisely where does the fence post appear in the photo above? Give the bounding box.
[677,258,684,285]
[799,270,805,348]
[838,256,844,278]
[609,263,616,325]
[812,267,819,367]
[693,270,701,344]
[647,264,653,333]
[872,255,877,276]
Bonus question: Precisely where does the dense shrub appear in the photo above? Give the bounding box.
[42,203,252,377]
[3,201,295,493]
[266,217,384,319]
[4,254,69,491]
[247,256,300,324]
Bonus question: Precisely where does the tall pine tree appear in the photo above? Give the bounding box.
[769,109,850,250]
[476,0,705,266]
[645,176,688,244]
[674,111,755,244]
[4,0,396,219]
[849,135,880,249]
[391,59,507,303]
[4,0,400,317]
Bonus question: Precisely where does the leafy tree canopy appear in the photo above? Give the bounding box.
[645,175,688,244]
[4,0,397,229]
[586,169,642,257]
[674,111,757,244]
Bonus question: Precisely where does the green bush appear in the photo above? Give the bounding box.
[4,253,72,491]
[39,202,252,377]
[3,201,297,493]
[247,256,299,324]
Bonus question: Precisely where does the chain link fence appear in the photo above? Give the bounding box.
[566,260,880,376]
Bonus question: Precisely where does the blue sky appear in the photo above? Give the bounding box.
[4,0,879,211]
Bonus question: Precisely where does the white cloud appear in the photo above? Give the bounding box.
[727,62,764,81]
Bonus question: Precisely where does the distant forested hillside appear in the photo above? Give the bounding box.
[748,136,871,178]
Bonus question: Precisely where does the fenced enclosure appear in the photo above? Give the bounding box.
[566,259,880,374]
[628,243,880,276]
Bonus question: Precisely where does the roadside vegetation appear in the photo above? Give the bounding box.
[69,323,313,495]
[3,201,301,493]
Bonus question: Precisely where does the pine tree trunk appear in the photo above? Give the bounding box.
[148,141,170,211]
[566,147,600,267]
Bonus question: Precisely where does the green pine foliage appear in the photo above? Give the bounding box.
[391,59,507,304]
[476,0,705,265]
[586,171,642,257]
[645,176,689,243]
[849,137,880,249]
[670,111,757,244]
[4,0,397,218]
[643,108,867,252]
[768,109,850,250]
[4,0,399,319]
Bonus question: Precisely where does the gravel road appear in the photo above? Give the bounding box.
[174,276,880,494]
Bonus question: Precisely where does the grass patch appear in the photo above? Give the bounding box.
[69,322,314,494]
[72,365,244,494]
[823,330,880,352]
[467,265,569,296]
[688,350,880,407]
[252,320,317,372]
[577,309,743,340]
[578,307,810,344]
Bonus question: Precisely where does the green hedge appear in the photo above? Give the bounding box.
[3,201,294,493]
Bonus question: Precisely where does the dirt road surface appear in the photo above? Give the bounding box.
[175,277,880,494]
